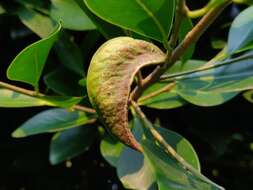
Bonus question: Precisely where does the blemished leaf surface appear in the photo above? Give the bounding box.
[84,0,176,44]
[50,0,96,31]
[50,126,97,164]
[0,89,82,108]
[18,7,56,38]
[87,37,166,151]
[227,6,253,54]
[12,108,97,138]
[7,23,61,87]
[75,0,125,39]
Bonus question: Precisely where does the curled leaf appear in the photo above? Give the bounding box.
[87,37,165,151]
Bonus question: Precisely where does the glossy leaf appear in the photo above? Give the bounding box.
[87,37,165,151]
[84,0,176,44]
[0,89,82,108]
[44,67,85,96]
[7,23,61,87]
[12,108,96,138]
[117,116,201,190]
[75,0,125,39]
[175,51,253,93]
[142,139,223,190]
[50,0,96,31]
[18,7,56,38]
[228,6,253,54]
[50,126,97,164]
[100,135,124,167]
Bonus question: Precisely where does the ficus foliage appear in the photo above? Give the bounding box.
[0,0,253,190]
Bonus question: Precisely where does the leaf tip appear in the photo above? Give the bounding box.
[12,129,26,138]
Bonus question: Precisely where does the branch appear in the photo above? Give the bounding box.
[130,0,231,101]
[131,101,225,190]
[169,0,187,48]
[0,81,96,114]
[138,82,176,103]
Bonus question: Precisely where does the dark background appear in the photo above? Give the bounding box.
[0,1,253,190]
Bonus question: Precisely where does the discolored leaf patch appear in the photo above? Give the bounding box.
[87,37,165,151]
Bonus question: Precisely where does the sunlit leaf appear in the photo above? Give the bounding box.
[84,0,176,44]
[7,23,61,87]
[87,37,165,151]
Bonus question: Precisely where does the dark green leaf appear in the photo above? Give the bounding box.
[84,0,176,45]
[243,90,253,103]
[54,32,84,76]
[12,108,96,138]
[50,126,97,164]
[50,0,96,31]
[44,67,85,96]
[179,17,195,62]
[227,6,253,54]
[7,23,61,87]
[75,0,125,39]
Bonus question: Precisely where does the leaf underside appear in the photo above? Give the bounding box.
[87,37,165,151]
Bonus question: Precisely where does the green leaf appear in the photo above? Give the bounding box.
[50,0,96,31]
[142,139,223,190]
[117,116,202,190]
[12,108,96,138]
[179,17,195,63]
[87,37,165,151]
[54,31,84,76]
[75,0,125,39]
[18,6,56,38]
[0,4,6,14]
[100,135,124,167]
[50,126,97,164]
[0,89,48,108]
[7,23,61,87]
[0,88,82,108]
[175,51,253,93]
[138,83,186,109]
[243,90,253,103]
[84,0,176,45]
[227,6,253,54]
[44,67,85,96]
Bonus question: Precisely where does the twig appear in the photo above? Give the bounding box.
[169,0,187,48]
[131,101,225,190]
[0,81,96,114]
[138,82,176,103]
[130,0,231,101]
